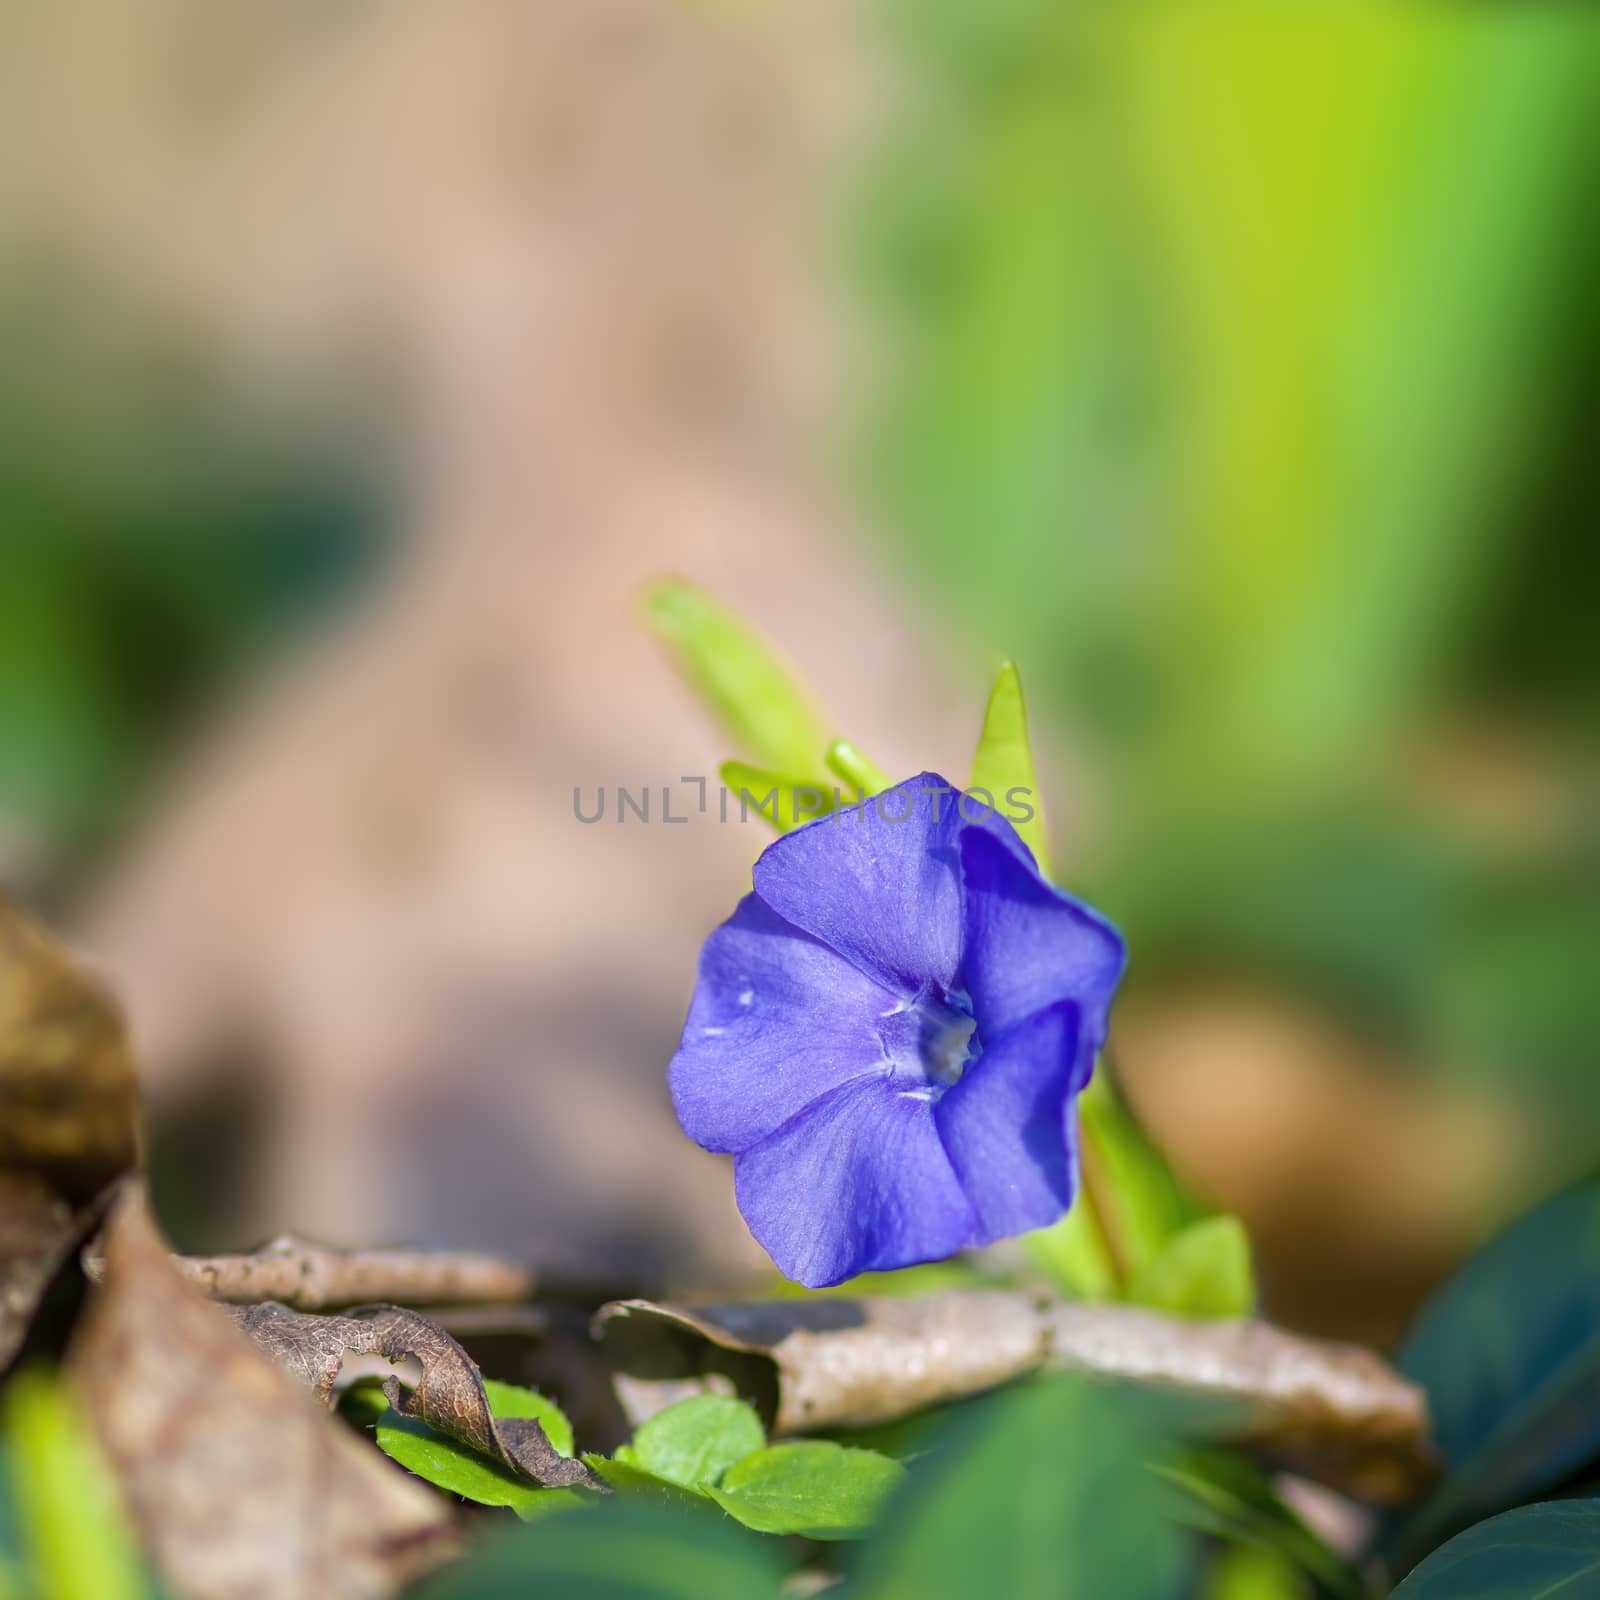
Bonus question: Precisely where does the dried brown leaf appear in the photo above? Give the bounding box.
[596,1291,1437,1503]
[0,899,141,1368]
[69,1185,457,1600]
[231,1300,602,1491]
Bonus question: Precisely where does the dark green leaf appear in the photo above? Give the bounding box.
[1391,1500,1600,1599]
[1384,1178,1600,1571]
[707,1442,903,1540]
[850,1377,1193,1599]
[411,1500,786,1600]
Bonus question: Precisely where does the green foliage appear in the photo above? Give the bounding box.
[410,1500,787,1600]
[1165,1448,1358,1600]
[1383,1178,1600,1573]
[641,579,832,787]
[826,739,891,799]
[718,761,836,835]
[707,1443,904,1540]
[967,660,1051,877]
[593,1396,900,1542]
[0,1371,150,1600]
[614,1396,765,1492]
[1204,1544,1307,1600]
[375,1380,582,1521]
[1390,1501,1600,1599]
[1130,1216,1256,1320]
[848,1377,1192,1600]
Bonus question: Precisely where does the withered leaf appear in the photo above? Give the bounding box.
[596,1291,1436,1504]
[70,1185,457,1600]
[231,1300,602,1492]
[1,899,141,1370]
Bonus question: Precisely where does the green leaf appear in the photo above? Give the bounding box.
[850,1377,1193,1600]
[967,661,1051,878]
[1,1369,149,1600]
[1390,1500,1600,1599]
[1204,1544,1308,1600]
[1023,1192,1120,1302]
[642,578,829,784]
[1383,1178,1600,1573]
[826,739,892,800]
[583,1455,724,1516]
[707,1442,903,1540]
[719,761,836,835]
[1130,1216,1256,1320]
[410,1499,787,1600]
[375,1380,582,1521]
[1078,1070,1203,1284]
[1165,1447,1359,1600]
[623,1396,766,1491]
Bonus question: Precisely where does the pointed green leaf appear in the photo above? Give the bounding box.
[624,1396,765,1491]
[706,1442,903,1540]
[968,661,1051,878]
[1,1369,147,1600]
[642,578,830,783]
[375,1381,582,1521]
[1130,1216,1257,1320]
[720,761,836,835]
[826,739,892,800]
[1391,1500,1600,1599]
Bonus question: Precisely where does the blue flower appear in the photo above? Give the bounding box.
[669,773,1126,1287]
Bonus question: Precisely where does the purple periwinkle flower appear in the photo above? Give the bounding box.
[669,773,1126,1287]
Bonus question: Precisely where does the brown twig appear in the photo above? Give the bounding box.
[144,1236,534,1312]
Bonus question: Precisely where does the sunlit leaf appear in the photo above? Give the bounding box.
[967,661,1051,878]
[621,1396,765,1491]
[719,761,836,835]
[707,1442,903,1540]
[826,739,892,800]
[1130,1216,1256,1320]
[642,578,829,784]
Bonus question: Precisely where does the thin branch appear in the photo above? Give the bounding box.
[101,1236,536,1311]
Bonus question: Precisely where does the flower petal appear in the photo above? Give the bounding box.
[959,823,1126,1046]
[935,998,1085,1244]
[751,772,968,994]
[733,1075,976,1287]
[670,895,895,1154]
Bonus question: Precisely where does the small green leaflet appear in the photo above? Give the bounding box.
[719,761,836,836]
[968,660,1051,879]
[375,1380,583,1521]
[826,739,891,799]
[1130,1216,1256,1320]
[641,578,832,787]
[616,1396,765,1492]
[707,1443,905,1540]
[589,1396,902,1540]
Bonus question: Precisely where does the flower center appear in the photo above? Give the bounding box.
[877,985,979,1099]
